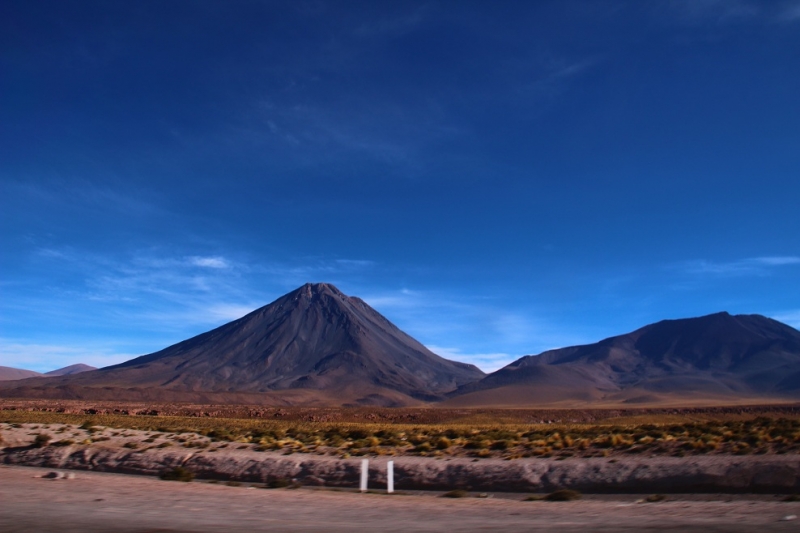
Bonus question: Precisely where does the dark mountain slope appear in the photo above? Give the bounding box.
[1,283,483,405]
[448,312,800,407]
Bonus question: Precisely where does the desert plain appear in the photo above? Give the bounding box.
[2,400,799,532]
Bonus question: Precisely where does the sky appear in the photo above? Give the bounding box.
[2,0,799,373]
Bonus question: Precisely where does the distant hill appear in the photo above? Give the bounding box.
[446,312,800,407]
[44,364,96,376]
[0,283,484,406]
[0,366,41,381]
[0,364,96,382]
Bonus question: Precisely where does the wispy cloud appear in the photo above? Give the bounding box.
[353,4,433,37]
[11,246,591,376]
[189,256,230,269]
[772,310,800,330]
[780,2,800,22]
[360,288,424,309]
[21,246,386,330]
[426,345,515,373]
[253,100,445,172]
[666,0,800,25]
[0,340,135,373]
[359,286,585,371]
[3,246,392,370]
[676,256,800,277]
[667,0,761,24]
[6,178,164,220]
[755,256,800,266]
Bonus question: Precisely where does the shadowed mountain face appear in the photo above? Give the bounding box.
[1,284,483,405]
[449,313,800,406]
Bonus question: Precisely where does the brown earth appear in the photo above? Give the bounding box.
[1,464,799,532]
[3,398,799,424]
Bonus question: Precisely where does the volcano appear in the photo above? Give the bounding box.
[1,283,483,406]
[447,312,800,407]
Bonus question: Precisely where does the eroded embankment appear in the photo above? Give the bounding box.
[2,444,799,493]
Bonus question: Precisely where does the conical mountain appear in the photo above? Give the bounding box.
[447,312,800,407]
[2,283,483,405]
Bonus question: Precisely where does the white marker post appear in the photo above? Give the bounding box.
[360,459,369,492]
[387,460,394,494]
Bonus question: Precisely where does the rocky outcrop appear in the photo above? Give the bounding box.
[2,445,798,493]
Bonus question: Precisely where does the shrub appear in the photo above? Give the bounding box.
[33,434,51,448]
[123,442,138,449]
[52,439,75,446]
[159,466,194,482]
[267,478,291,488]
[524,494,545,501]
[466,438,490,450]
[491,440,511,451]
[414,442,432,453]
[544,489,582,501]
[348,429,370,440]
[645,494,667,503]
[442,490,469,498]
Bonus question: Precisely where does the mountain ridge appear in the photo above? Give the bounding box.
[446,312,800,407]
[0,283,483,405]
[3,294,800,407]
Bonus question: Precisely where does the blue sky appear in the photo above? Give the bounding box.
[2,1,799,373]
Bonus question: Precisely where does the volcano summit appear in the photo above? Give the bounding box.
[1,283,483,406]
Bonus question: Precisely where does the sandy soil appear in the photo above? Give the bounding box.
[1,465,798,532]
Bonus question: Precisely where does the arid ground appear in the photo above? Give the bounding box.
[1,465,799,532]
[2,402,799,531]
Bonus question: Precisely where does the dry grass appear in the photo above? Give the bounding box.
[158,466,194,482]
[2,409,798,459]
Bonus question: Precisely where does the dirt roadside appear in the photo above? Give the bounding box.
[1,464,799,532]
